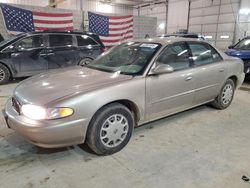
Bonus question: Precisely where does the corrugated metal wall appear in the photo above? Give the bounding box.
[236,0,250,41]
[188,0,240,49]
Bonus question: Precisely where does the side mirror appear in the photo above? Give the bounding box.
[228,45,234,49]
[3,45,16,53]
[150,64,174,75]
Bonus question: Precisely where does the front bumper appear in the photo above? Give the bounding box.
[3,99,90,148]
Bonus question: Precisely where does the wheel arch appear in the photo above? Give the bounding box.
[0,61,13,78]
[228,75,238,87]
[89,99,141,127]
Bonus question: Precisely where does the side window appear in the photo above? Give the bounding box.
[155,43,190,71]
[15,35,44,50]
[77,35,97,46]
[189,43,213,66]
[49,35,73,47]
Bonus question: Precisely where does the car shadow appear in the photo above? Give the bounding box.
[9,77,28,84]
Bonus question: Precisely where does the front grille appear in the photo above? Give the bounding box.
[12,97,21,115]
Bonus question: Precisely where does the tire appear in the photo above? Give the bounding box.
[211,79,235,109]
[78,58,93,66]
[0,64,10,85]
[86,103,134,155]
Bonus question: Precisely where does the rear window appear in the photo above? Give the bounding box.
[77,35,98,46]
[49,34,73,47]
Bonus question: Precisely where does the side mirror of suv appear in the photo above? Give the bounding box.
[3,45,16,53]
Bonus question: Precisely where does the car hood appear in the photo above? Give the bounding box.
[225,49,250,59]
[14,66,133,106]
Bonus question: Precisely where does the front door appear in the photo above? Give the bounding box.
[145,42,195,121]
[11,35,47,76]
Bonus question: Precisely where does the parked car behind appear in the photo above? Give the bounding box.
[0,30,105,84]
[3,38,245,155]
[158,33,206,40]
[225,37,250,75]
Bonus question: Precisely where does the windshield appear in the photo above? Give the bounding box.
[87,42,161,75]
[234,38,250,50]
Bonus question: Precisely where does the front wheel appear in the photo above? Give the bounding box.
[211,79,235,109]
[86,103,134,155]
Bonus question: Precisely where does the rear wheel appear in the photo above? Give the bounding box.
[78,58,93,66]
[0,64,10,85]
[86,103,134,155]
[211,79,235,109]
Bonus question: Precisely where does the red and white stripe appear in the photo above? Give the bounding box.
[100,15,133,47]
[33,11,74,31]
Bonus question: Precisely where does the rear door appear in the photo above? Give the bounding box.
[187,42,227,104]
[46,34,79,69]
[10,34,47,75]
[76,34,103,63]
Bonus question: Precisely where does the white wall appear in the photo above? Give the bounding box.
[134,2,167,35]
[167,0,189,34]
[0,0,47,6]
[0,0,133,14]
[56,0,133,15]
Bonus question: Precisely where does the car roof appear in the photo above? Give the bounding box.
[25,30,98,36]
[132,37,206,45]
[243,36,250,39]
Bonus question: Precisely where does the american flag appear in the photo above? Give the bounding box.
[88,12,133,47]
[0,4,73,34]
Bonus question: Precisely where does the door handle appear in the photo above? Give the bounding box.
[47,53,55,56]
[185,76,193,81]
[39,53,47,57]
[219,69,225,72]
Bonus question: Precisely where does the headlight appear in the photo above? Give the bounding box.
[21,104,74,120]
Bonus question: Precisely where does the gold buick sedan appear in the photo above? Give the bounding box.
[3,38,245,155]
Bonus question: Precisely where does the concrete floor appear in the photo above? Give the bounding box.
[0,78,250,188]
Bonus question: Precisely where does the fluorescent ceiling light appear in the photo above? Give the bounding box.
[97,2,113,13]
[220,35,230,39]
[205,35,213,39]
[158,23,165,30]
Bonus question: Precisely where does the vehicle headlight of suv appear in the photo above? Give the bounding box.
[21,104,74,120]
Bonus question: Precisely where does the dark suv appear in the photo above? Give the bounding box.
[0,31,105,84]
